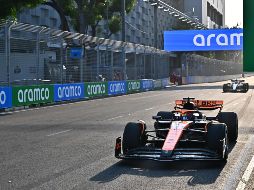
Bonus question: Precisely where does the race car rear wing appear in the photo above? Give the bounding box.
[175,99,223,110]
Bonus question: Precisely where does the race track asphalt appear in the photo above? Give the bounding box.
[1,77,254,190]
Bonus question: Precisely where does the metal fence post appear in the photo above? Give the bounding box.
[143,50,146,79]
[36,29,43,84]
[6,21,15,86]
[122,45,127,80]
[110,48,113,81]
[134,46,137,80]
[80,44,84,82]
[4,23,8,85]
[96,42,100,80]
[60,39,63,84]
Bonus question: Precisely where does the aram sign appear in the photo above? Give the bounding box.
[164,29,243,52]
[12,85,54,106]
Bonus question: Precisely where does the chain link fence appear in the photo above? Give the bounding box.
[0,20,171,86]
[181,53,242,77]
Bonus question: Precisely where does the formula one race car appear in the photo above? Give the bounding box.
[115,98,238,161]
[223,79,249,93]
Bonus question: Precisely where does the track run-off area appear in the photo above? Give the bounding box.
[1,77,254,190]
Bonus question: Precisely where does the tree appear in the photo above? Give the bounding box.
[0,0,137,37]
[0,0,45,19]
[54,0,136,36]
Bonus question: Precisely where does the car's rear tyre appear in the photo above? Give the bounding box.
[223,84,229,92]
[122,122,146,154]
[243,83,249,92]
[217,112,238,142]
[207,123,228,160]
[154,111,173,138]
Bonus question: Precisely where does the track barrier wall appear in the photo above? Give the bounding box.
[0,79,169,109]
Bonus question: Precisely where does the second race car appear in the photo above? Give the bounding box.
[223,79,249,93]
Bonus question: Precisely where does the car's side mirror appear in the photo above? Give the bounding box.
[152,116,162,120]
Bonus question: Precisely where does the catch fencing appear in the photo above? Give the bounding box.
[0,20,171,86]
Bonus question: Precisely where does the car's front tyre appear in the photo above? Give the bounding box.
[122,122,146,154]
[207,123,228,160]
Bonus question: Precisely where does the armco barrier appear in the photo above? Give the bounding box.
[141,79,154,91]
[54,83,85,101]
[153,80,162,89]
[127,80,141,93]
[0,87,12,108]
[108,81,127,95]
[85,82,108,97]
[12,85,54,106]
[161,78,170,87]
[0,78,170,110]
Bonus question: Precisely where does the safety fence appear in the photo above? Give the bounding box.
[181,54,243,77]
[0,78,169,109]
[0,20,171,86]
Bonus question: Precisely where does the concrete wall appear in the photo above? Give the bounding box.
[182,74,242,84]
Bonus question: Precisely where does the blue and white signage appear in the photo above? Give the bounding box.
[108,81,126,95]
[162,78,169,87]
[0,87,12,108]
[70,48,83,59]
[164,29,243,51]
[141,79,154,91]
[54,83,85,101]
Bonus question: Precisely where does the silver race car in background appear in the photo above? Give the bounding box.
[223,79,249,93]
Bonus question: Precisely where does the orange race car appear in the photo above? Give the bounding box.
[115,98,238,161]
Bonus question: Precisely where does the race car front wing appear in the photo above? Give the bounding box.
[115,137,223,161]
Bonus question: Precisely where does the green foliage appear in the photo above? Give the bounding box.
[108,15,121,35]
[57,0,137,36]
[0,0,137,37]
[0,0,45,19]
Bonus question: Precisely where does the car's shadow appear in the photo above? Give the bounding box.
[90,142,236,186]
[90,160,223,186]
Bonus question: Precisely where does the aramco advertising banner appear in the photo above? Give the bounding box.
[0,87,12,108]
[164,29,243,52]
[108,81,126,95]
[127,80,141,93]
[54,83,85,101]
[85,82,108,97]
[12,85,54,106]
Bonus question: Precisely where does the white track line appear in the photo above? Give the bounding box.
[242,156,254,182]
[236,181,246,190]
[47,129,72,137]
[107,115,123,121]
[236,155,254,190]
[145,108,153,111]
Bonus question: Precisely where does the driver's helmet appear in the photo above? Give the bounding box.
[183,102,195,110]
